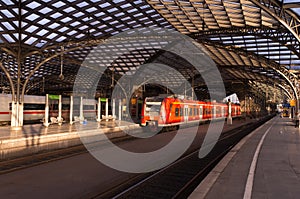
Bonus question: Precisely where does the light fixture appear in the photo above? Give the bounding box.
[59,46,64,80]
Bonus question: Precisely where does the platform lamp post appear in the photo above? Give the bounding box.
[57,95,63,125]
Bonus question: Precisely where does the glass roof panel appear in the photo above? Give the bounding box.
[25,37,38,45]
[2,22,14,30]
[49,23,60,29]
[2,34,15,42]
[50,12,63,19]
[39,7,52,14]
[100,2,111,8]
[26,2,41,9]
[73,12,84,17]
[26,13,39,21]
[2,0,13,6]
[64,7,76,13]
[53,1,66,8]
[38,19,50,25]
[1,10,14,18]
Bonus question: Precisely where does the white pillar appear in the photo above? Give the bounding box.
[11,101,16,127]
[105,98,109,121]
[70,95,73,124]
[112,98,116,118]
[58,95,62,125]
[44,94,49,127]
[97,97,101,122]
[119,99,122,121]
[80,96,84,122]
[227,102,232,125]
[11,101,23,130]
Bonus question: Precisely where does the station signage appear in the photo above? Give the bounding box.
[100,98,107,102]
[290,99,296,107]
[48,94,59,100]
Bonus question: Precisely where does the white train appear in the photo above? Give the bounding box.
[0,94,45,123]
[0,94,97,124]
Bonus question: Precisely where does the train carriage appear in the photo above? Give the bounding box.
[141,96,241,129]
[0,94,45,123]
[0,93,97,124]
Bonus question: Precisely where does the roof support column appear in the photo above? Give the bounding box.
[11,0,23,129]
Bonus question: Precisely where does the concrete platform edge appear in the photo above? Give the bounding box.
[0,124,140,160]
[188,121,267,199]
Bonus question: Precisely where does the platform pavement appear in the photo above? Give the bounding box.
[189,116,300,199]
[0,120,140,160]
[0,120,139,140]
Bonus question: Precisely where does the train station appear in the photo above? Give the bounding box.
[0,0,300,198]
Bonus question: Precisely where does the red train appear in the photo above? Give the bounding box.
[141,96,241,128]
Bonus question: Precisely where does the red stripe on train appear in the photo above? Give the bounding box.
[0,112,45,115]
[23,112,45,114]
[0,111,95,115]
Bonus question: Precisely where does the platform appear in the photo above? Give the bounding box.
[189,116,300,199]
[0,120,139,140]
[0,120,140,160]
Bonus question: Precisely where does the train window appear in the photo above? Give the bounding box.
[216,107,221,114]
[73,105,80,110]
[149,105,160,112]
[62,104,70,110]
[50,104,58,110]
[175,108,179,117]
[9,103,45,110]
[24,103,45,110]
[180,108,183,116]
[194,108,198,116]
[204,108,211,115]
[84,105,95,110]
[189,108,193,116]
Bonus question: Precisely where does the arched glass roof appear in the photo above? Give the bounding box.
[0,0,299,102]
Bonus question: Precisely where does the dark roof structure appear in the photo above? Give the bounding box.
[0,0,300,103]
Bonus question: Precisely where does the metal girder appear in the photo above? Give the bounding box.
[20,38,106,97]
[277,83,293,99]
[192,26,300,59]
[250,0,300,47]
[196,38,299,100]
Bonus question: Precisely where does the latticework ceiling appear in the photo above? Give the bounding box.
[0,0,300,103]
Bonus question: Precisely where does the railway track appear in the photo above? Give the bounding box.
[0,115,273,199]
[95,116,273,199]
[0,133,136,175]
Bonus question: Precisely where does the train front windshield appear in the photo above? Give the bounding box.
[144,97,163,116]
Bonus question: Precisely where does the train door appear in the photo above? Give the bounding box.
[212,105,216,119]
[199,106,203,120]
[221,106,225,118]
[184,105,189,123]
